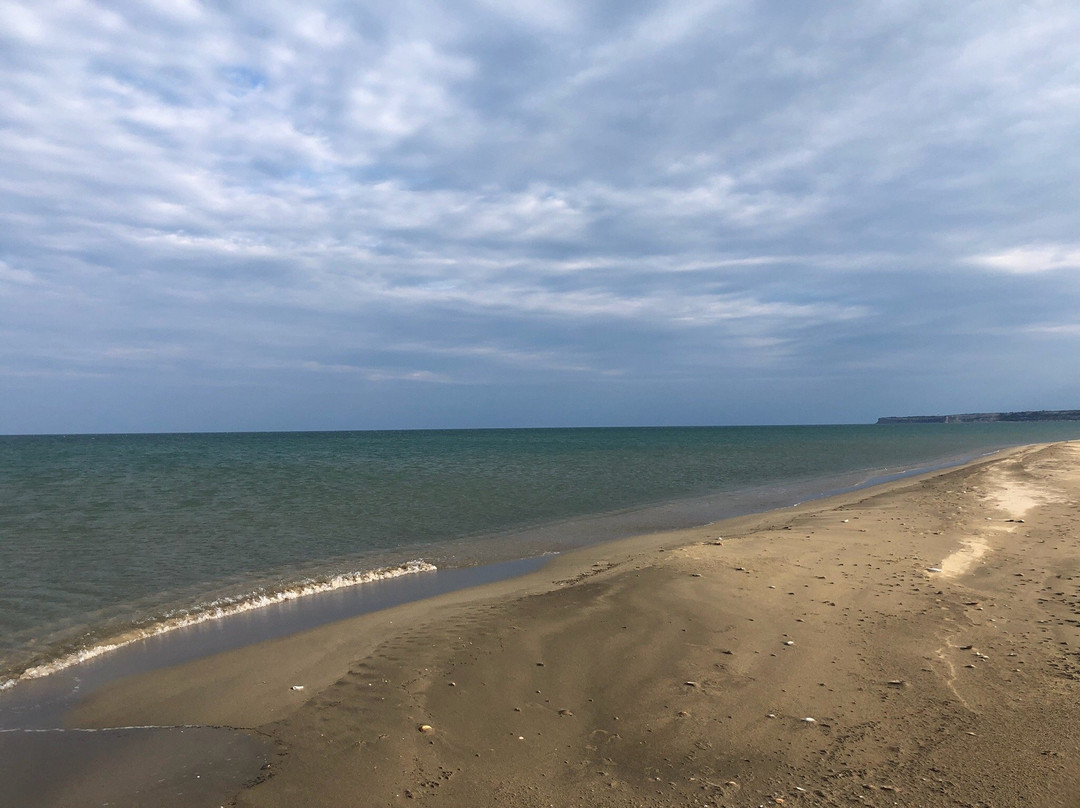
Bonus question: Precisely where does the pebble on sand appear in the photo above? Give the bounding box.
[802,717,817,724]
[290,685,304,691]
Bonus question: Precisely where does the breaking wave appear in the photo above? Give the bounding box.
[1,560,436,691]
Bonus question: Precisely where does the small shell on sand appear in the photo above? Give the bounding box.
[927,566,943,573]
[418,724,434,733]
[802,717,817,724]
[290,685,304,691]
[784,640,795,646]
[558,709,574,716]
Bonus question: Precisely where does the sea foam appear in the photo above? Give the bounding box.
[1,560,436,690]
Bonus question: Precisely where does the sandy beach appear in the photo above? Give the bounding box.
[57,441,1080,806]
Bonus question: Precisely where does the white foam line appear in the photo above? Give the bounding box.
[6,560,436,687]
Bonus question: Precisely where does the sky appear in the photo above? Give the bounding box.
[2,0,1080,433]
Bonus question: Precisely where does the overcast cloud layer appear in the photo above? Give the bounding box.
[2,0,1080,432]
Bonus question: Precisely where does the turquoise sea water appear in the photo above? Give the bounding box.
[3,423,1080,687]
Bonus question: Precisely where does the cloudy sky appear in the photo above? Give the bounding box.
[2,0,1079,433]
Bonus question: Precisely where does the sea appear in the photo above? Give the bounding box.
[3,422,1080,693]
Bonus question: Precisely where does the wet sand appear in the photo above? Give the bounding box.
[56,442,1080,805]
[0,727,271,808]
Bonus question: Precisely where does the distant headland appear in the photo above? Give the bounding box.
[877,409,1080,424]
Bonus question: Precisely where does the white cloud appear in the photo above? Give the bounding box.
[967,245,1080,274]
[347,39,475,143]
[4,0,1080,428]
[0,260,36,285]
[1024,323,1080,336]
[471,0,579,32]
[247,359,456,383]
[0,1,45,41]
[392,342,605,374]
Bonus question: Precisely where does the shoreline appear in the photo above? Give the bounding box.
[0,560,439,694]
[67,443,1041,728]
[7,440,1080,806]
[0,440,1013,698]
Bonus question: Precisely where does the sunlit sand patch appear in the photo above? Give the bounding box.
[937,536,990,578]
[934,460,1065,579]
[981,466,1064,521]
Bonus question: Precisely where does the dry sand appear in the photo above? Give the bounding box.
[69,441,1080,807]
